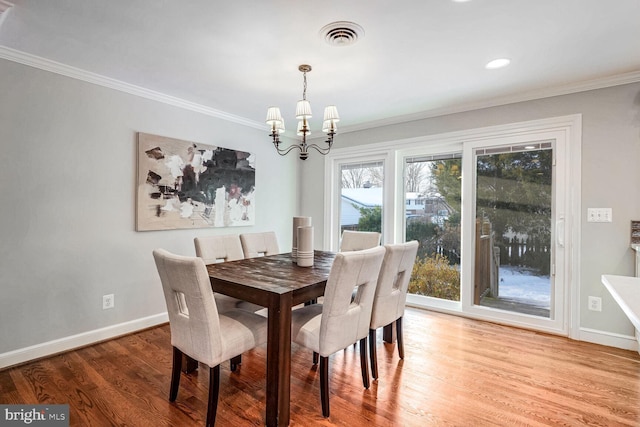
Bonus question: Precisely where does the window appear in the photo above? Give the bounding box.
[324,153,390,251]
[404,154,462,302]
[324,115,580,336]
[340,161,384,235]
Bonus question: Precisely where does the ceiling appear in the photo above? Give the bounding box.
[1,0,639,134]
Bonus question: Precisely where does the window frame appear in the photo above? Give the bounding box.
[324,150,394,251]
[323,115,581,337]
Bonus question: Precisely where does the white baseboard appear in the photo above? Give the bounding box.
[0,312,169,369]
[407,302,639,353]
[577,327,638,353]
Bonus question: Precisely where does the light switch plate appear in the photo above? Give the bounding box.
[587,208,612,223]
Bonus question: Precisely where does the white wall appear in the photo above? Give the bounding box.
[300,82,640,340]
[0,59,298,363]
[2,55,638,363]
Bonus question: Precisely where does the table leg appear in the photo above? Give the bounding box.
[265,292,293,427]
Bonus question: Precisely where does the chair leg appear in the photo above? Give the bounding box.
[397,317,404,359]
[230,355,241,372]
[313,352,319,365]
[319,356,330,418]
[359,337,370,389]
[368,329,378,380]
[206,365,220,427]
[170,347,182,401]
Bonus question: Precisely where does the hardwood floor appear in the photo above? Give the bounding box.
[2,308,639,426]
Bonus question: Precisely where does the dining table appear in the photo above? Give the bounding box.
[206,250,336,427]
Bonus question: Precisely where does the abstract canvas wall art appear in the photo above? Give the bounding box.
[136,132,255,231]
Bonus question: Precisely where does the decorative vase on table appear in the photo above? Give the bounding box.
[292,216,312,262]
[296,226,314,267]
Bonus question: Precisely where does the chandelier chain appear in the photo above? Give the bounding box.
[302,71,308,101]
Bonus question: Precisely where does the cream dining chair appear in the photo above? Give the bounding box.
[194,235,262,313]
[339,230,381,252]
[368,241,419,379]
[290,246,386,417]
[194,235,247,313]
[339,230,382,307]
[194,234,245,264]
[239,231,280,258]
[194,235,264,371]
[153,249,267,427]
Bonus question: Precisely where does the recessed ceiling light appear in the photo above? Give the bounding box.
[485,58,511,69]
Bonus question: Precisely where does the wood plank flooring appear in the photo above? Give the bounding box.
[1,308,639,426]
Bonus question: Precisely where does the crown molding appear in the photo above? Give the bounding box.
[341,70,640,134]
[0,46,266,130]
[2,45,638,135]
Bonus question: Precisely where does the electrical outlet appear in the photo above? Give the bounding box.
[588,296,602,312]
[103,294,115,310]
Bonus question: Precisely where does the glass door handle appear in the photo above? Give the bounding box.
[556,217,565,248]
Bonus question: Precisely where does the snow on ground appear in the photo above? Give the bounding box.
[498,266,550,307]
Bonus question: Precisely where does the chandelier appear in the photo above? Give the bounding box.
[266,65,339,160]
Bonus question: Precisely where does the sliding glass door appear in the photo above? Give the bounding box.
[462,132,569,334]
[473,142,553,318]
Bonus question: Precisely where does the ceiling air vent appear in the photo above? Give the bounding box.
[320,21,364,47]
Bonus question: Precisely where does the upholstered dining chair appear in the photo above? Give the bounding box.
[194,235,262,314]
[340,230,382,307]
[290,246,386,417]
[368,241,419,379]
[339,230,381,252]
[239,231,280,258]
[153,249,267,427]
[194,234,245,264]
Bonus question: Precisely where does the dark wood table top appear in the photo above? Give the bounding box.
[206,250,336,305]
[206,250,335,291]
